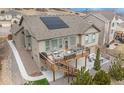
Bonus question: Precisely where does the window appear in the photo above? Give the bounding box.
[92,33,96,42]
[88,34,92,43]
[70,36,76,46]
[51,39,58,51]
[85,35,89,43]
[58,38,62,48]
[45,40,50,51]
[112,23,114,27]
[85,33,96,44]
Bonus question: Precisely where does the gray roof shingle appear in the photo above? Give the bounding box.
[11,15,101,41]
[91,11,116,21]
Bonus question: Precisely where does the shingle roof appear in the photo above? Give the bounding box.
[82,13,106,31]
[91,13,109,22]
[0,10,22,17]
[11,15,101,41]
[10,24,23,34]
[91,11,116,21]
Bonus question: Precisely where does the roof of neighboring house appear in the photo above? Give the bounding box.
[11,14,101,41]
[0,10,22,17]
[88,11,116,21]
[10,24,24,34]
[82,13,106,32]
[91,13,109,22]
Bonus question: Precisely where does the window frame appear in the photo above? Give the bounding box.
[45,40,50,51]
[69,36,76,47]
[85,33,96,44]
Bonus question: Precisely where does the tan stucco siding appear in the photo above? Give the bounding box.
[38,41,46,52]
[13,31,25,48]
[31,38,41,68]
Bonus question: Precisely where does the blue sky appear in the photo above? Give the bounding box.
[70,8,124,13]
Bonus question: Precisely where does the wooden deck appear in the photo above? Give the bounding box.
[39,51,89,81]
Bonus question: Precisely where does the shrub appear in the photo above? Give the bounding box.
[72,67,93,85]
[94,48,101,71]
[93,70,111,85]
[109,62,124,81]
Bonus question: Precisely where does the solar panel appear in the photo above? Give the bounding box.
[40,17,69,29]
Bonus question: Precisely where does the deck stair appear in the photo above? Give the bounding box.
[39,52,78,76]
[56,62,78,76]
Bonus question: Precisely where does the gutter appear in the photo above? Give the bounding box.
[8,40,46,81]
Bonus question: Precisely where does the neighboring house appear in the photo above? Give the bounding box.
[114,15,124,42]
[0,10,22,27]
[82,13,109,46]
[10,14,101,68]
[83,11,124,45]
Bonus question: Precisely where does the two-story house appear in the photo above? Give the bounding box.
[83,11,124,46]
[10,14,101,68]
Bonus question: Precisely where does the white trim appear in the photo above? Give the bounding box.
[8,40,46,81]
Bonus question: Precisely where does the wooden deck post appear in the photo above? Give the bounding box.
[52,64,56,82]
[75,59,77,68]
[53,70,56,82]
[85,56,87,68]
[67,62,69,83]
[72,69,73,81]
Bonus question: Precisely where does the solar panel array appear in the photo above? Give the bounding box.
[40,17,69,29]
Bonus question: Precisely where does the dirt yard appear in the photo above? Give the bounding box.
[0,39,13,84]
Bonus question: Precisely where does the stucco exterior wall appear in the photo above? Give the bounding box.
[13,31,25,48]
[31,37,41,68]
[38,40,46,52]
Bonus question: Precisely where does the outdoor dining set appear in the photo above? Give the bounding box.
[49,47,83,62]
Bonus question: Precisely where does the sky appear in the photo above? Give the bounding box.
[70,8,124,14]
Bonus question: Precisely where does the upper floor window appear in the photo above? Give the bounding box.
[92,33,96,42]
[58,38,62,48]
[85,33,96,44]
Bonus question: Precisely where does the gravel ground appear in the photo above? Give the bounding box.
[0,41,13,85]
